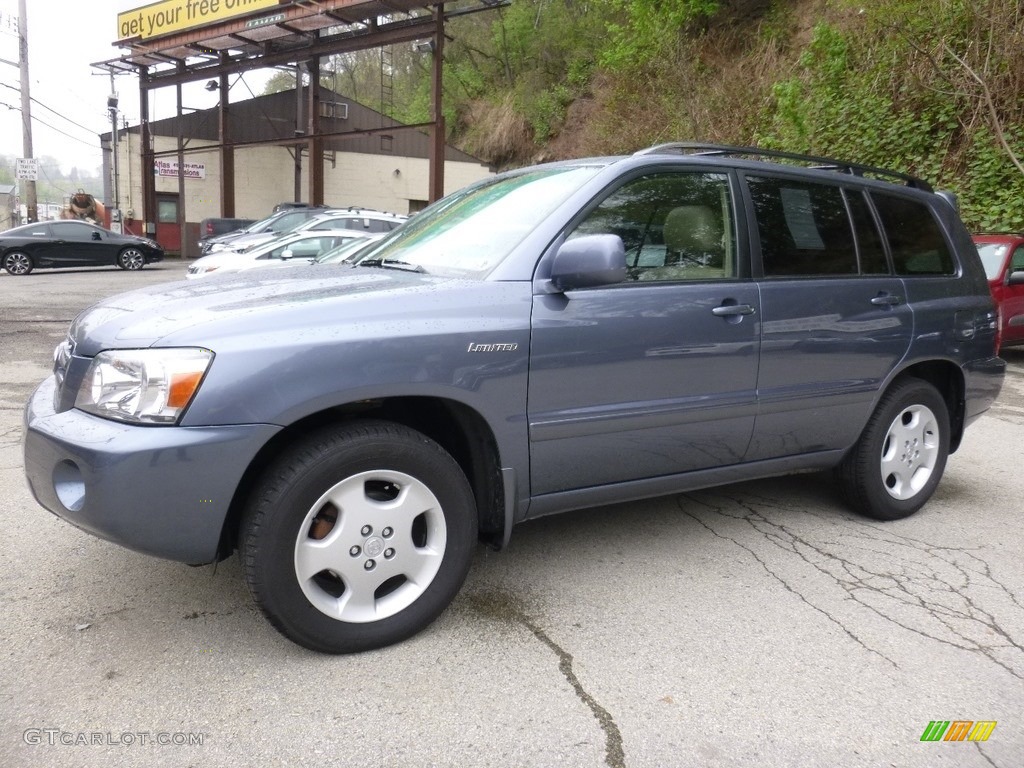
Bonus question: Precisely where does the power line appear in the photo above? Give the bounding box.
[37,159,72,197]
[31,96,101,136]
[0,81,101,136]
[2,104,98,148]
[31,112,98,148]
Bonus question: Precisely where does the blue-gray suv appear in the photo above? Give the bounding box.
[24,144,1006,653]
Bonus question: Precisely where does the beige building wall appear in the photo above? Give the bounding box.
[115,134,491,225]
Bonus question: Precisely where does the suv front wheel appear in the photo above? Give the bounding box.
[837,378,950,521]
[240,421,478,653]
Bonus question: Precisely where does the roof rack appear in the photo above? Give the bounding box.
[634,142,933,192]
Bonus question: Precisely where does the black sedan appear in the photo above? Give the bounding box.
[1,220,163,275]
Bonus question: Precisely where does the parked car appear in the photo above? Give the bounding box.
[199,207,331,255]
[273,201,324,212]
[972,232,1024,350]
[197,217,256,253]
[218,208,407,254]
[24,144,1005,654]
[187,230,376,278]
[1,220,163,275]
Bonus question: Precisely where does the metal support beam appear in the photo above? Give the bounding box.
[122,14,464,91]
[218,55,234,217]
[308,55,324,206]
[428,5,445,203]
[176,75,188,259]
[139,66,156,239]
[293,62,304,203]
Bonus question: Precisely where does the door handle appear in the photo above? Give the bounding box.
[711,304,755,317]
[870,294,903,306]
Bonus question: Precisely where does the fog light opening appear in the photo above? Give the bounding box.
[53,460,86,512]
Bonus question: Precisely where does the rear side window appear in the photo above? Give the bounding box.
[748,177,857,276]
[51,222,95,239]
[870,193,955,275]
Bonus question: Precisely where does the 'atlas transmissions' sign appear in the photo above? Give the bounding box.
[118,0,282,41]
[154,159,206,179]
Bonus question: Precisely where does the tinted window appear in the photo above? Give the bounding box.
[748,176,857,276]
[50,222,95,239]
[569,171,736,282]
[1011,245,1024,273]
[871,192,955,275]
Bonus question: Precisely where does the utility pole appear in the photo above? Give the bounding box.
[108,72,121,233]
[18,0,37,223]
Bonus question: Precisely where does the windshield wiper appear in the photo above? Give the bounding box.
[358,258,426,273]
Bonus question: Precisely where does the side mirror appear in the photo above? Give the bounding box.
[280,249,294,260]
[1007,270,1024,286]
[549,234,626,292]
[92,231,102,241]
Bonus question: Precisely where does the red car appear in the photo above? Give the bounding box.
[973,233,1024,350]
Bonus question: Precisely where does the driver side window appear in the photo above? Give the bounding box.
[568,171,735,282]
[1012,245,1024,274]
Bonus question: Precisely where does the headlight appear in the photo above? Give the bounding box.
[76,348,214,424]
[208,243,229,253]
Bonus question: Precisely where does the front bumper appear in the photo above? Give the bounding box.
[24,376,280,564]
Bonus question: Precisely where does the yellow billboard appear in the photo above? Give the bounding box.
[118,0,283,41]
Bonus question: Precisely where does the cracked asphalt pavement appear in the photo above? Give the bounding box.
[1,264,1022,767]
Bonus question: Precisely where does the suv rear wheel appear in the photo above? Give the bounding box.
[837,378,950,520]
[240,421,477,653]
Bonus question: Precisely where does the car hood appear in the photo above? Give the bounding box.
[125,234,161,248]
[187,250,260,275]
[68,266,508,356]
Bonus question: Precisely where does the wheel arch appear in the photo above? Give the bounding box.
[892,359,966,452]
[217,396,506,560]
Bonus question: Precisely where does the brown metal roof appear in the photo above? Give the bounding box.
[104,88,488,166]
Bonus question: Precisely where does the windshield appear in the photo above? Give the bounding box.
[353,165,602,278]
[975,243,1007,280]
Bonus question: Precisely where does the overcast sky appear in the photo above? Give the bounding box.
[0,0,271,181]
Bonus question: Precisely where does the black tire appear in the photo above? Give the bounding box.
[240,421,478,653]
[3,250,33,275]
[117,247,145,270]
[836,378,950,521]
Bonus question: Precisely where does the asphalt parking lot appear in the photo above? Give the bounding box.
[1,262,1022,768]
